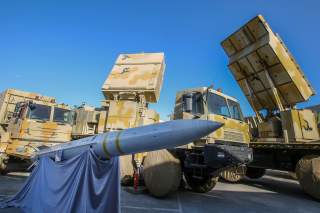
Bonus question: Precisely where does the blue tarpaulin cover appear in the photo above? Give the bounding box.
[0,149,120,213]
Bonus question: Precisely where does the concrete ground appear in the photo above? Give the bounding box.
[0,171,320,213]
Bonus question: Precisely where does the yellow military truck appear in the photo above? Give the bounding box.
[168,87,252,192]
[0,89,73,173]
[221,15,320,200]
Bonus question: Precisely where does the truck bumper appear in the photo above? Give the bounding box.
[204,142,253,169]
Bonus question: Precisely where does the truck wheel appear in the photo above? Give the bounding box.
[220,166,246,183]
[120,155,134,186]
[245,167,266,179]
[185,174,218,193]
[296,155,320,200]
[0,153,9,175]
[143,149,181,197]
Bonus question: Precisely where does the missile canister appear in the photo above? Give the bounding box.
[35,119,223,160]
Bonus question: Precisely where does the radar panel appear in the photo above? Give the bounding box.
[102,53,165,103]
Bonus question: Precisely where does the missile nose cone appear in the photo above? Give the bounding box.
[201,120,224,134]
[185,119,223,140]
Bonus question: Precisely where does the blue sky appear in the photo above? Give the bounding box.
[1,1,319,120]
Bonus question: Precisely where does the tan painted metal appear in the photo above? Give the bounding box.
[173,87,250,147]
[221,15,319,144]
[0,89,72,163]
[220,15,320,199]
[221,15,315,113]
[102,52,165,103]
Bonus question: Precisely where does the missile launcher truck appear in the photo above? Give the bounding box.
[220,15,320,200]
[0,89,73,173]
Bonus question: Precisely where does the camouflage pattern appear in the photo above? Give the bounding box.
[221,15,320,143]
[173,87,250,148]
[221,15,315,112]
[0,89,55,127]
[306,105,320,133]
[68,53,165,183]
[100,53,163,177]
[219,15,320,196]
[0,89,72,161]
[73,53,163,136]
[102,53,165,103]
[280,109,319,141]
[104,100,159,131]
[72,105,101,137]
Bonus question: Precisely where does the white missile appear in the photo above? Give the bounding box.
[34,119,223,160]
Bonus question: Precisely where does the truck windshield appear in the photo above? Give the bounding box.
[27,104,51,121]
[53,108,72,124]
[227,99,244,121]
[207,93,231,117]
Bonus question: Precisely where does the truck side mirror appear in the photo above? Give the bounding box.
[29,103,36,110]
[183,93,194,113]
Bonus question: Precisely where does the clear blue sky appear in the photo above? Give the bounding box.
[1,1,320,120]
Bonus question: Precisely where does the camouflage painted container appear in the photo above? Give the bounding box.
[221,15,315,111]
[280,109,319,141]
[102,53,165,103]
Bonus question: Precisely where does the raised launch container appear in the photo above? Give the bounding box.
[221,15,315,112]
[221,15,320,200]
[221,15,318,142]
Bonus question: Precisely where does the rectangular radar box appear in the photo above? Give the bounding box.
[102,53,165,103]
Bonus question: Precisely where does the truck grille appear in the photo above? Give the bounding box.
[224,130,244,142]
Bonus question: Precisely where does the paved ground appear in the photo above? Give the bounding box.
[0,171,320,213]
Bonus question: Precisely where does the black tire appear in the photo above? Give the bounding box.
[245,167,266,179]
[185,174,218,193]
[296,155,320,200]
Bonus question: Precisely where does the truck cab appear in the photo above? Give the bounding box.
[0,99,72,171]
[171,87,252,193]
[174,87,250,146]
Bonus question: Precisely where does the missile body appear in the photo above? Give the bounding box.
[35,120,222,160]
